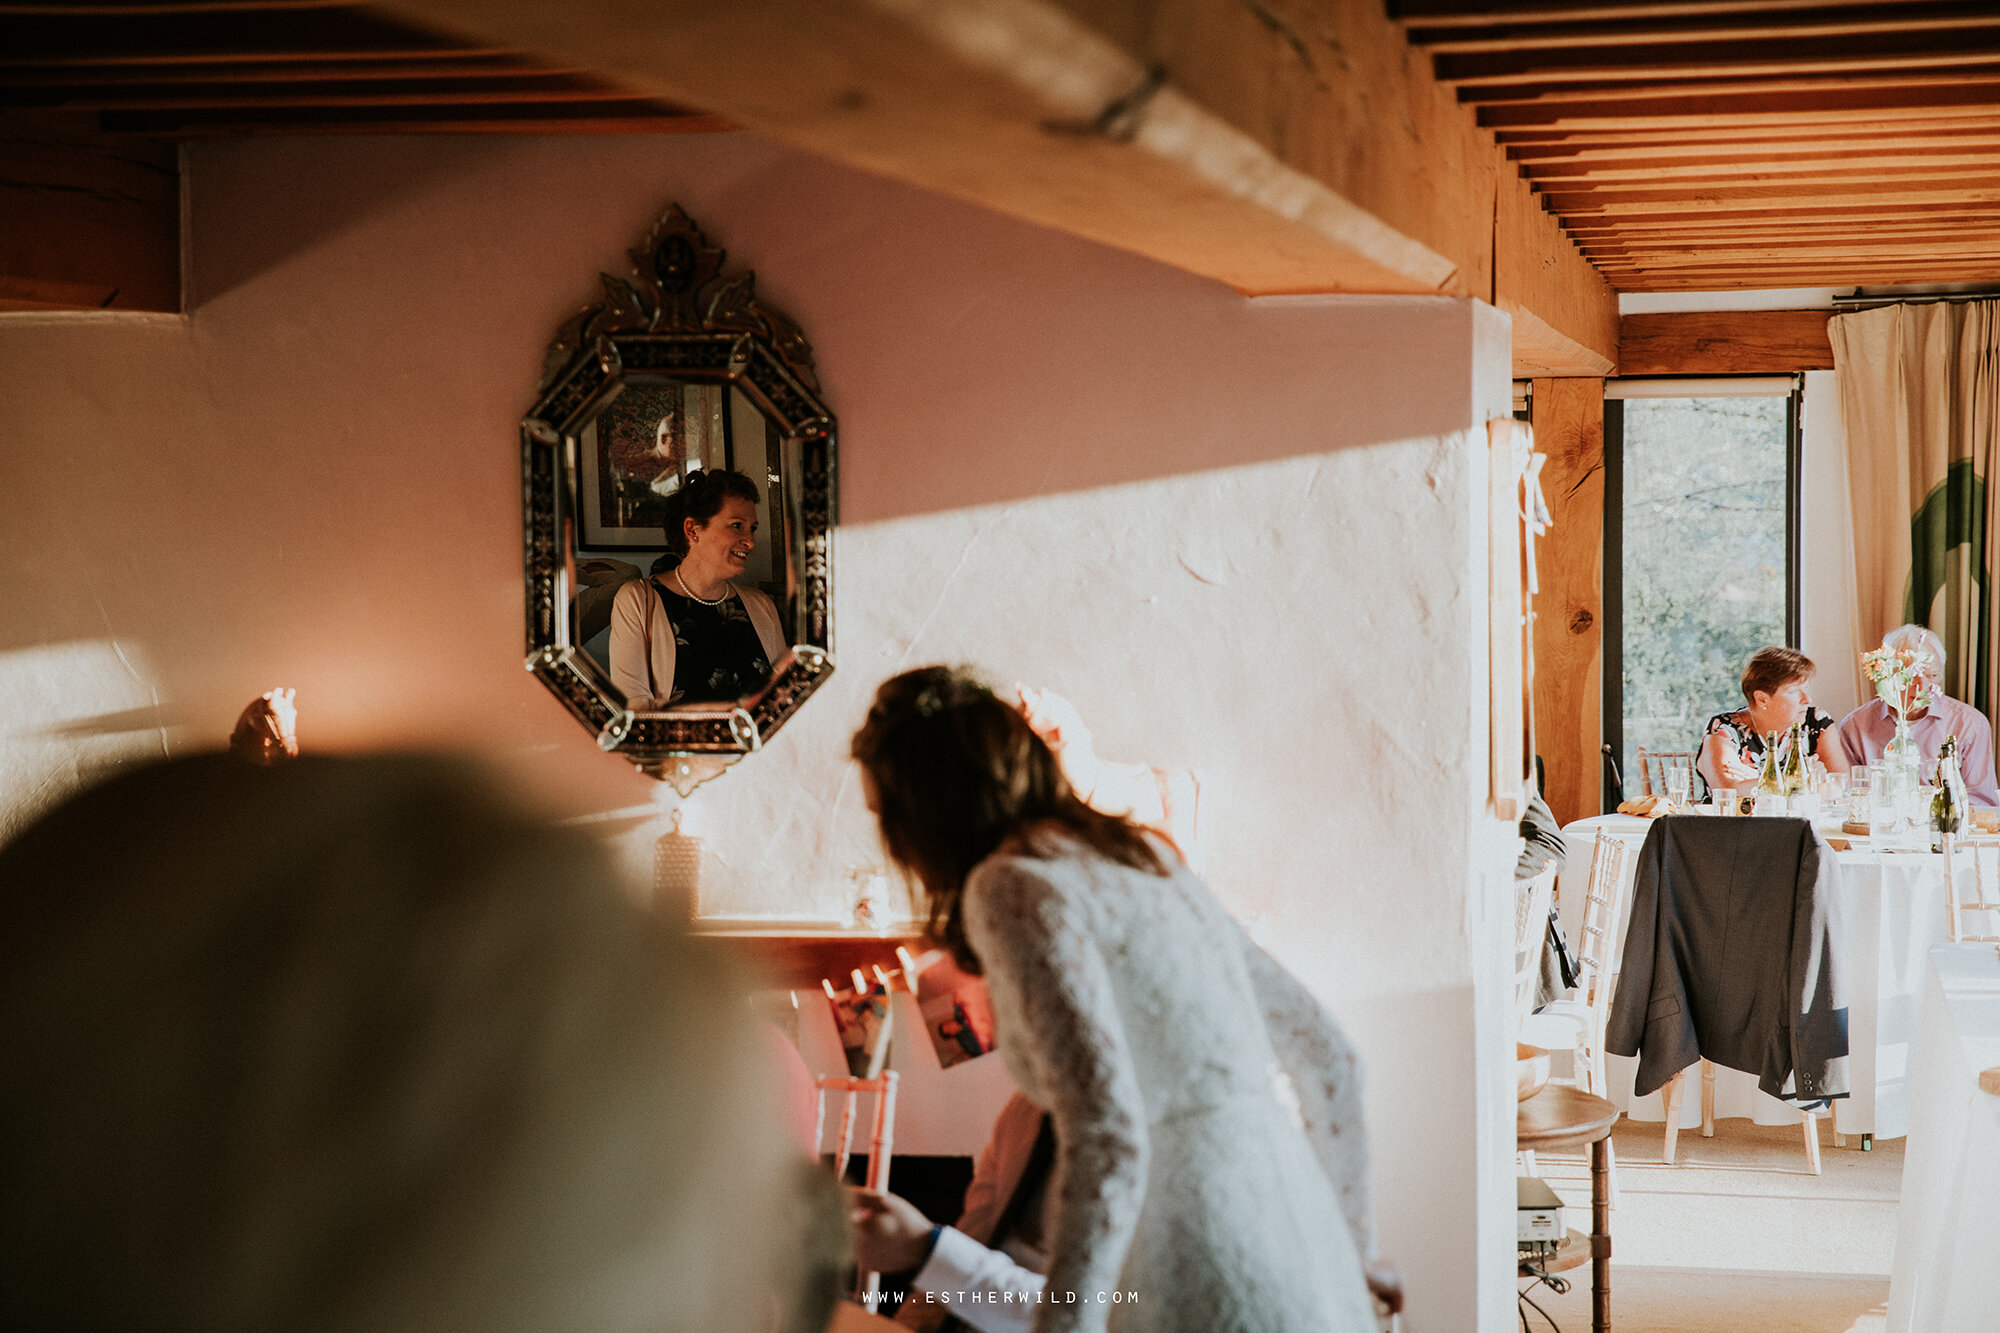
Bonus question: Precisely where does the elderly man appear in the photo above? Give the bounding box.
[1838,624,2000,807]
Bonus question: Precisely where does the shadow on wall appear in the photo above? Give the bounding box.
[184,135,531,308]
[179,131,1482,521]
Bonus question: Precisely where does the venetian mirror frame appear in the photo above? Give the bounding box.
[522,204,835,787]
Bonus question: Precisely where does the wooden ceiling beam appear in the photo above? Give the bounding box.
[1412,5,2000,55]
[1482,95,2000,129]
[1392,0,1948,28]
[1460,65,2000,106]
[1545,182,2000,213]
[1583,229,2000,253]
[103,109,730,136]
[1525,149,2000,180]
[1618,269,2000,290]
[1531,163,2000,189]
[1595,242,2000,267]
[1449,51,2000,91]
[1496,112,2000,142]
[26,80,655,111]
[1616,309,1833,375]
[1509,127,2000,161]
[1435,26,2000,85]
[0,107,176,310]
[0,6,506,65]
[0,55,584,84]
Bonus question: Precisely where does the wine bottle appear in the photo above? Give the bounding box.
[1933,733,1962,834]
[1755,732,1785,799]
[1782,722,1809,796]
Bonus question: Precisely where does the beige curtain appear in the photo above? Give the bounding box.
[1831,300,2000,717]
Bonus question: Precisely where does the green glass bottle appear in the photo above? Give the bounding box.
[1755,732,1785,800]
[1932,733,1962,835]
[1782,722,1809,796]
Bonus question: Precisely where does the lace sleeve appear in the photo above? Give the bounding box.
[1235,922,1376,1261]
[963,860,1149,1333]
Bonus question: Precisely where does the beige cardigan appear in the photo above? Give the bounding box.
[607,575,787,710]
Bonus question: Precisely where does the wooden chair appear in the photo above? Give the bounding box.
[1635,746,1697,801]
[1521,834,1634,1100]
[1520,834,1634,1200]
[817,1071,900,1305]
[1659,1058,1827,1173]
[1515,863,1559,1026]
[1941,835,2000,943]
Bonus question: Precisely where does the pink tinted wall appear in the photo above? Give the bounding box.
[0,132,1516,1328]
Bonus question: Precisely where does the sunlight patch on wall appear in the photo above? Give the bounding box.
[0,639,180,844]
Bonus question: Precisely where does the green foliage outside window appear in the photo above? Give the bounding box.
[1622,397,1789,789]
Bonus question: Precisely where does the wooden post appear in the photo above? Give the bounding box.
[1531,377,1605,826]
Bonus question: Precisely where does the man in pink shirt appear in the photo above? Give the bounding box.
[1839,624,2000,807]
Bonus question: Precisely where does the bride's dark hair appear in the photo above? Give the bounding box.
[850,666,1169,972]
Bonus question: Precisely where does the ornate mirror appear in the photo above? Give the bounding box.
[523,205,835,790]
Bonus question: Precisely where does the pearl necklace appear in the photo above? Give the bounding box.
[671,569,729,607]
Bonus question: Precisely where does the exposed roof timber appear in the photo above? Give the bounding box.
[1412,3,2000,53]
[1391,0,1935,26]
[0,55,588,82]
[1508,126,2000,160]
[1460,65,2000,106]
[1530,161,2000,186]
[21,76,645,110]
[1495,113,2000,143]
[1524,149,2000,180]
[1481,95,2000,128]
[1544,183,2000,213]
[0,3,717,133]
[1437,25,2000,85]
[101,107,731,134]
[1596,242,2000,265]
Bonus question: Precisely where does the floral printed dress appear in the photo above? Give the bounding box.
[1699,706,1837,791]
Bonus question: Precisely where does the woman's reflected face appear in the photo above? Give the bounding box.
[688,496,758,577]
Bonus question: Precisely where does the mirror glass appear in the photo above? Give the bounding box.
[522,205,834,788]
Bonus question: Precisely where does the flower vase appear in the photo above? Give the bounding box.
[1886,716,1918,771]
[1881,717,1923,846]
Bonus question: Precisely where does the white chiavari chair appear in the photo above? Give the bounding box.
[816,1070,900,1308]
[1520,833,1634,1200]
[1941,835,2000,944]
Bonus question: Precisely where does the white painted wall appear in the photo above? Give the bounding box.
[0,132,1516,1330]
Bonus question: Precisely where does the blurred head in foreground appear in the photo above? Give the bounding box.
[0,753,814,1333]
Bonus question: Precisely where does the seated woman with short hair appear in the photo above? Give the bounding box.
[1697,646,1848,795]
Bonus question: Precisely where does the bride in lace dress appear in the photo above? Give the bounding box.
[852,668,1381,1333]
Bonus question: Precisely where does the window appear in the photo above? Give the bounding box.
[1602,378,1803,800]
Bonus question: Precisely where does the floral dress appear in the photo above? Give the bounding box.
[1700,706,1837,789]
[650,583,772,704]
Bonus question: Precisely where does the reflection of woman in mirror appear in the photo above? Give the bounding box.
[608,469,786,709]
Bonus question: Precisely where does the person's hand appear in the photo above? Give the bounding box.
[1719,755,1760,787]
[847,1187,936,1273]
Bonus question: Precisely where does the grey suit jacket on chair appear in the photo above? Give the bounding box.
[1605,817,1850,1103]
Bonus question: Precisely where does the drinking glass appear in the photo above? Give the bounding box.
[1667,768,1692,809]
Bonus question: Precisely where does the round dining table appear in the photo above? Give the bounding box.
[1555,812,1954,1140]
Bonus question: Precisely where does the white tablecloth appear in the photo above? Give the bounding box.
[1888,944,2000,1333]
[1554,814,1952,1138]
